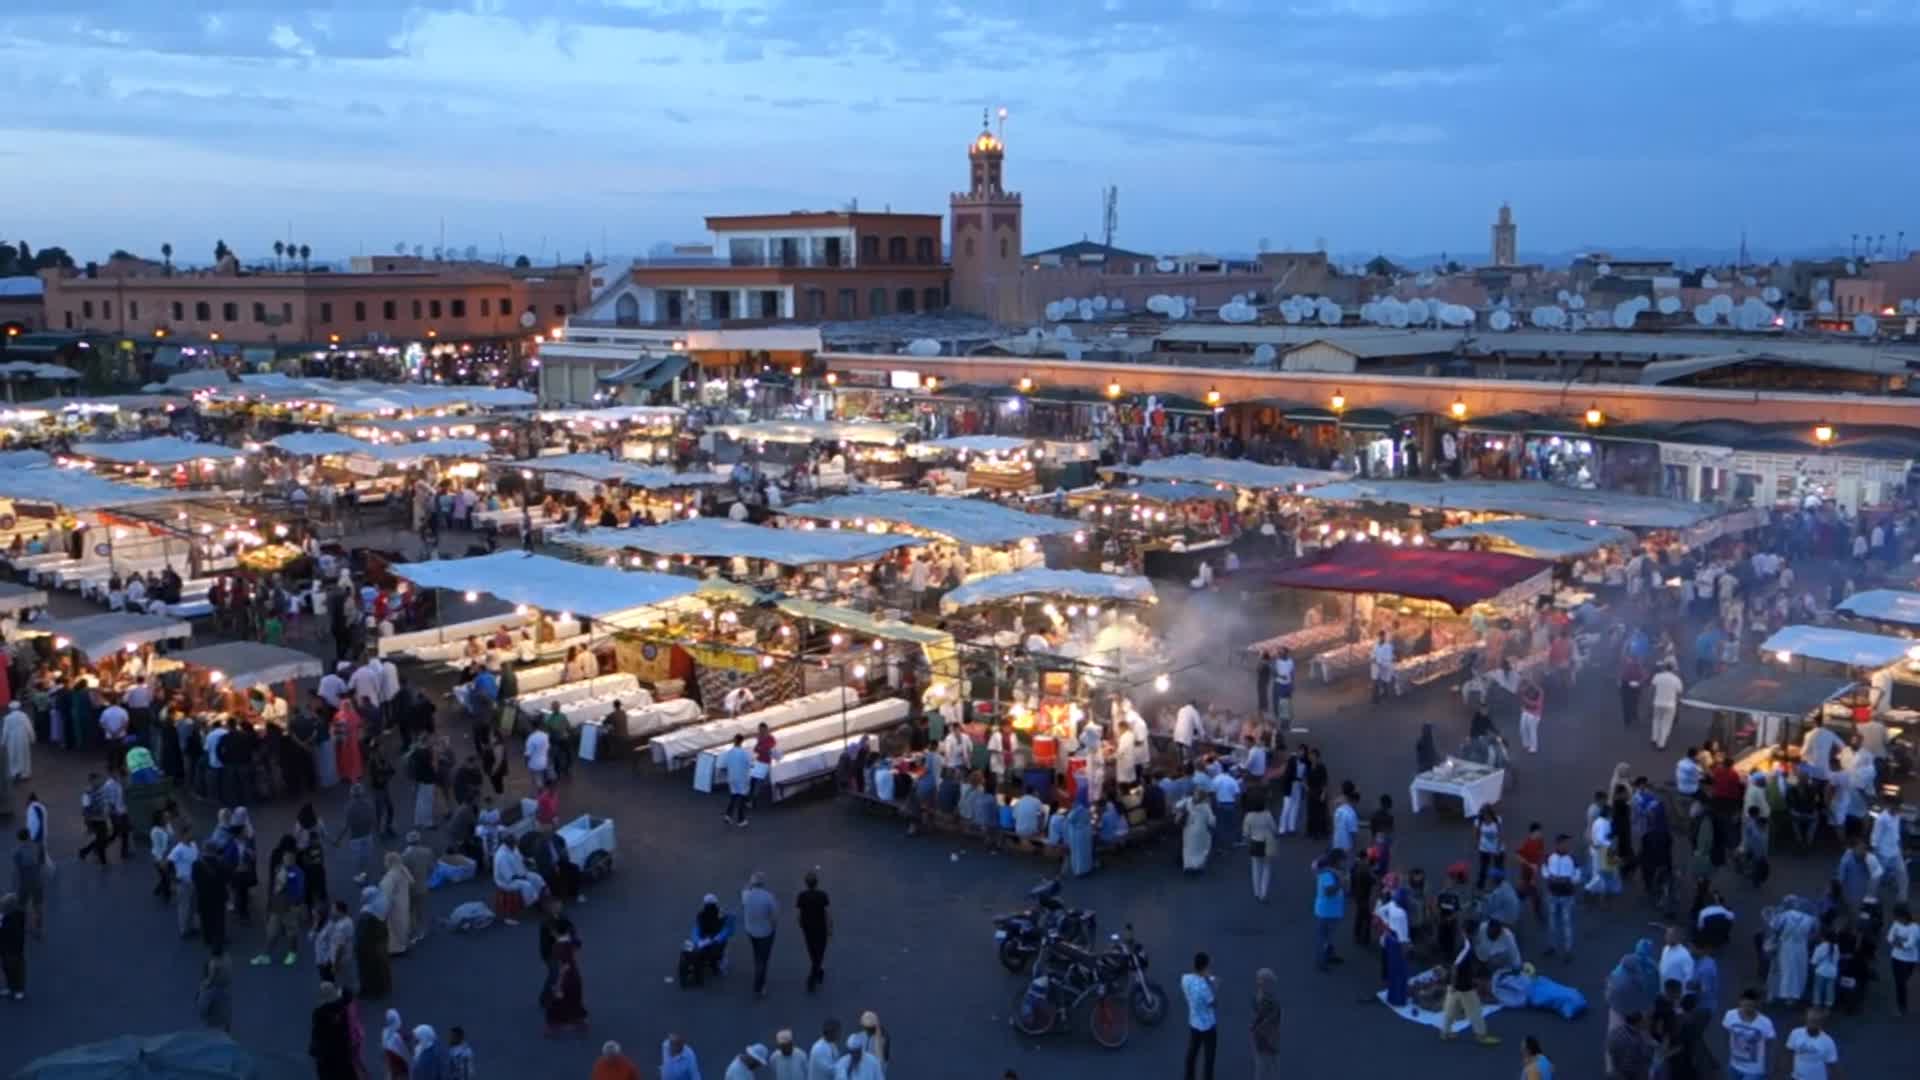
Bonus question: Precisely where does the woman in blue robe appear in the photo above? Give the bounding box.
[1066,801,1095,877]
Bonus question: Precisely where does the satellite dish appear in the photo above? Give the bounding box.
[1091,296,1110,313]
[519,311,537,328]
[1406,298,1431,324]
[1817,299,1835,314]
[1741,274,1757,287]
[1657,295,1682,315]
[1026,327,1045,341]
[906,338,942,357]
[1693,304,1717,326]
[1219,302,1256,324]
[1845,261,1857,275]
[1555,289,1571,304]
[1252,343,1277,364]
[1145,294,1170,314]
[1710,294,1734,316]
[1385,300,1409,328]
[1282,304,1303,325]
[1109,298,1126,312]
[1549,305,1568,328]
[1076,299,1095,321]
[1629,296,1652,313]
[1853,315,1878,337]
[1529,306,1554,328]
[1761,286,1782,304]
[1155,257,1175,272]
[1701,273,1719,289]
[1567,294,1587,311]
[1062,342,1085,361]
[1167,297,1188,320]
[1488,309,1513,332]
[1054,325,1075,340]
[1611,302,1636,330]
[1316,299,1342,326]
[1231,294,1246,305]
[1437,304,1470,328]
[1597,263,1613,276]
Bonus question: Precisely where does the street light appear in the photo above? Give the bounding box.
[924,375,940,391]
[1814,421,1835,445]
[1017,375,1034,393]
[1329,389,1346,413]
[1205,386,1222,407]
[1449,397,1468,421]
[1106,380,1122,398]
[1584,404,1604,427]
[825,371,838,386]
[790,364,803,377]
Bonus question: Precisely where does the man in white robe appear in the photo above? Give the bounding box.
[2,704,32,781]
[492,839,545,907]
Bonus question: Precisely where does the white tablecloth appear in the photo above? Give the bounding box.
[1409,766,1506,816]
[378,612,534,657]
[516,673,640,717]
[692,697,910,793]
[620,697,704,738]
[1248,622,1347,659]
[651,688,854,768]
[692,697,910,795]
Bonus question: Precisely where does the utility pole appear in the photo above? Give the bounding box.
[1101,185,1118,249]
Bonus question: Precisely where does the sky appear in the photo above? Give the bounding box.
[3,0,1916,267]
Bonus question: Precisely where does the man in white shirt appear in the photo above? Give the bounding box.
[380,656,402,708]
[1658,926,1695,988]
[719,735,753,826]
[98,698,131,746]
[1542,833,1580,957]
[524,727,552,785]
[1675,751,1704,797]
[1331,791,1359,852]
[1011,787,1045,838]
[1369,632,1395,703]
[806,1020,843,1080]
[348,659,383,714]
[940,725,973,772]
[907,555,929,609]
[1871,801,1909,904]
[317,664,349,708]
[1722,989,1776,1080]
[1649,663,1684,750]
[1181,952,1218,1076]
[166,831,199,936]
[1173,701,1202,765]
[1269,649,1295,729]
[1588,813,1618,895]
[1784,1008,1839,1080]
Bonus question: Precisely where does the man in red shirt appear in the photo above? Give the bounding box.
[752,722,778,808]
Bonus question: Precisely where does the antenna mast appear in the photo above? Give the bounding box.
[1101,185,1118,249]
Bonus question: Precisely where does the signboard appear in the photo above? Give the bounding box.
[888,369,925,390]
[1658,442,1734,469]
[684,643,760,675]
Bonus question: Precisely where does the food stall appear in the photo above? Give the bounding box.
[778,490,1082,579]
[1104,453,1350,493]
[548,518,922,594]
[909,435,1039,494]
[511,454,731,526]
[1262,543,1554,692]
[706,419,917,488]
[535,405,686,463]
[1680,665,1856,773]
[1836,589,1920,634]
[1760,625,1920,750]
[22,611,193,659]
[64,435,247,491]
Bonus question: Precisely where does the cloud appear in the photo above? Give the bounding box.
[1348,123,1447,145]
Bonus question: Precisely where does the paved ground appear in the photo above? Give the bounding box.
[5,561,1915,1079]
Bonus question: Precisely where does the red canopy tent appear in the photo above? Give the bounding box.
[1263,543,1553,612]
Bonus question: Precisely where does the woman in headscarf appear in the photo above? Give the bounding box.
[1178,789,1215,873]
[1603,937,1659,1068]
[1249,969,1282,1080]
[1414,724,1439,774]
[378,851,414,956]
[356,885,394,998]
[308,983,358,1080]
[857,1011,889,1067]
[335,698,365,786]
[1065,792,1095,878]
[411,1024,447,1080]
[542,919,588,1035]
[382,1009,412,1078]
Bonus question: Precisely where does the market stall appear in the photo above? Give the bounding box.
[940,568,1156,613]
[167,641,325,689]
[1430,519,1635,560]
[910,435,1039,493]
[21,611,192,658]
[550,518,922,577]
[779,490,1081,578]
[1103,453,1349,492]
[65,436,247,490]
[1836,589,1920,631]
[535,405,686,463]
[1680,665,1855,769]
[650,688,858,769]
[707,419,917,487]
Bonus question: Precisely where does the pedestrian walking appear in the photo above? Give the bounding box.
[796,868,831,992]
[1181,951,1218,1080]
[1313,849,1346,972]
[1888,903,1919,1015]
[1518,679,1543,754]
[592,1041,642,1080]
[1473,806,1505,888]
[1649,664,1684,751]
[1542,833,1579,962]
[806,1021,841,1080]
[1369,632,1395,703]
[1721,988,1776,1080]
[721,735,753,827]
[253,837,305,966]
[166,826,200,938]
[1618,651,1646,730]
[1241,795,1277,902]
[723,1043,769,1080]
[1438,925,1500,1047]
[1249,967,1281,1080]
[1784,1007,1839,1080]
[0,893,25,999]
[542,920,588,1035]
[77,772,113,864]
[742,870,777,997]
[337,783,378,884]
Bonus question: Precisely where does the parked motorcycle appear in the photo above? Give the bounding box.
[1098,924,1166,1026]
[992,878,1096,973]
[1011,933,1130,1049]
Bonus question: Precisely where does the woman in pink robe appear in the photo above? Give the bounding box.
[335,700,365,785]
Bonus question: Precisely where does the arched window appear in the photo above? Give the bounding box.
[914,237,934,264]
[194,301,211,321]
[999,237,1009,258]
[867,288,887,316]
[896,288,916,314]
[923,287,943,312]
[887,236,907,263]
[614,293,640,326]
[965,237,976,258]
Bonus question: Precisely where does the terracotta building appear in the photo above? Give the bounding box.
[38,260,592,346]
[949,115,1025,324]
[585,211,950,325]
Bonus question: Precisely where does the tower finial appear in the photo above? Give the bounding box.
[982,107,990,131]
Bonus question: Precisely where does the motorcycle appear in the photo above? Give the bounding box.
[992,879,1096,974]
[1011,933,1131,1049]
[1098,924,1167,1026]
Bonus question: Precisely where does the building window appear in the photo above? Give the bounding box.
[129,301,138,320]
[804,289,825,319]
[252,302,266,323]
[1000,237,1009,258]
[887,236,907,263]
[282,302,292,321]
[923,287,942,313]
[499,295,510,315]
[837,289,856,318]
[451,299,466,318]
[412,299,423,318]
[480,298,490,317]
[354,301,366,321]
[195,301,211,321]
[553,304,566,317]
[861,236,880,263]
[384,300,397,320]
[222,302,237,321]
[965,237,975,258]
[915,237,934,264]
[317,302,330,323]
[172,301,184,321]
[868,288,887,316]
[896,288,916,314]
[102,301,112,320]
[81,300,93,318]
[63,311,73,329]
[614,294,639,326]
[429,299,442,319]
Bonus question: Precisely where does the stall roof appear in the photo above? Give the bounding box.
[0,581,49,614]
[0,361,81,380]
[34,611,192,657]
[0,449,50,469]
[168,641,325,689]
[1761,625,1916,669]
[68,436,246,466]
[268,432,380,458]
[388,551,699,619]
[1430,519,1636,559]
[941,568,1156,612]
[1100,480,1236,505]
[1263,543,1552,612]
[773,597,955,648]
[1680,664,1853,717]
[20,394,191,414]
[552,519,922,566]
[535,405,685,425]
[1304,479,1716,530]
[1835,589,1920,629]
[709,419,915,446]
[918,435,1033,455]
[217,375,536,412]
[0,466,194,510]
[1104,454,1349,491]
[782,491,1082,546]
[514,453,730,489]
[371,438,493,464]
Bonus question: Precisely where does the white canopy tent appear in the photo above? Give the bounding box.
[68,437,246,466]
[1762,625,1918,670]
[0,449,51,469]
[1105,454,1350,491]
[914,435,1034,456]
[1430,519,1636,560]
[515,454,729,489]
[708,419,914,446]
[31,612,192,658]
[267,432,380,457]
[387,551,700,624]
[536,406,685,425]
[0,467,193,510]
[551,518,922,566]
[1836,589,1920,629]
[168,641,326,689]
[371,439,494,465]
[781,491,1081,547]
[941,568,1156,612]
[1304,479,1716,530]
[0,361,81,381]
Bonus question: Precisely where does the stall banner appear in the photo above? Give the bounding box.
[1658,443,1735,469]
[342,455,384,477]
[684,643,761,675]
[615,638,677,683]
[692,660,801,718]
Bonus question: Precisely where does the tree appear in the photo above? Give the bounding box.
[214,239,231,263]
[0,242,17,275]
[30,246,74,271]
[160,242,173,271]
[18,240,31,265]
[1364,254,1399,278]
[273,240,285,269]
[394,241,406,256]
[1443,259,1463,274]
[298,244,310,268]
[109,249,135,261]
[512,254,532,269]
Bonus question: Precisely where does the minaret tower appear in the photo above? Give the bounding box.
[950,108,1024,322]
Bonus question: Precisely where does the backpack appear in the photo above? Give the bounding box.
[282,863,306,903]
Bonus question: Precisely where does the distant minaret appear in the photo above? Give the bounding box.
[1491,203,1517,267]
[950,108,1024,322]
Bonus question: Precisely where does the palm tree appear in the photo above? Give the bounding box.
[160,243,172,273]
[299,244,311,269]
[214,239,231,264]
[273,240,285,269]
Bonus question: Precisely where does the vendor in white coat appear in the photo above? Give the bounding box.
[492,836,545,907]
[2,703,32,781]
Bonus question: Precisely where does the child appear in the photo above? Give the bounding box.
[1810,931,1839,1009]
[446,1025,475,1080]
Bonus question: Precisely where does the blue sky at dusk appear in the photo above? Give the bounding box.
[3,1,1914,265]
